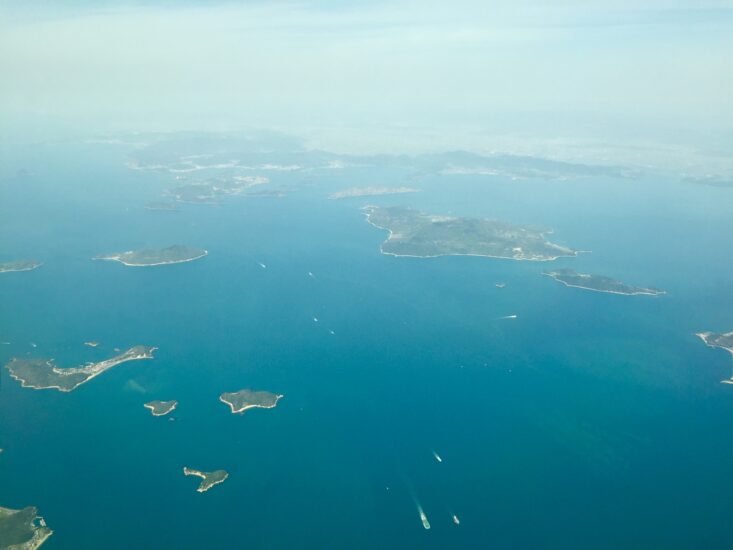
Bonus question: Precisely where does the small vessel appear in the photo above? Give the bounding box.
[418,507,431,530]
[313,317,319,322]
[258,262,267,269]
[452,514,460,525]
[329,330,335,335]
[495,282,506,288]
[432,451,442,463]
[499,314,518,320]
[307,271,315,278]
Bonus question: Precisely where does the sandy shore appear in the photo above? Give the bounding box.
[93,251,208,267]
[542,272,666,296]
[219,393,283,414]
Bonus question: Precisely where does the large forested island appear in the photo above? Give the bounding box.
[696,332,733,356]
[0,260,42,273]
[543,269,666,296]
[93,245,207,266]
[5,346,156,392]
[363,206,578,261]
[220,389,283,414]
[183,468,229,493]
[0,505,53,549]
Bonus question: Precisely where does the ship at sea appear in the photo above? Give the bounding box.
[418,506,431,530]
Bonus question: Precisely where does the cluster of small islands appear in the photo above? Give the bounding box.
[4,344,283,499]
[2,340,282,547]
[2,149,731,547]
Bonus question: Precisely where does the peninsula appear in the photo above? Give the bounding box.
[363,206,578,261]
[219,389,283,414]
[144,400,178,416]
[0,505,53,549]
[5,346,156,392]
[329,186,419,199]
[183,468,228,493]
[0,260,42,273]
[543,269,665,296]
[696,332,733,356]
[93,245,207,266]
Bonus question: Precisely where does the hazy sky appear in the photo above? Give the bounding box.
[1,1,731,162]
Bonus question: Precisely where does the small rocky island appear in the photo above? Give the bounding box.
[0,260,42,273]
[93,245,207,266]
[363,206,578,261]
[183,468,229,493]
[5,346,156,392]
[543,269,665,296]
[144,400,178,416]
[220,389,283,414]
[329,186,419,199]
[0,505,53,549]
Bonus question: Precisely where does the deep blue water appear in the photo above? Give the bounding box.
[1,141,733,548]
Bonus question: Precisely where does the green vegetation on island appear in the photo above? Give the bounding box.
[5,346,156,392]
[0,506,53,549]
[93,245,207,266]
[0,261,42,274]
[543,269,665,296]
[144,400,178,416]
[363,206,578,261]
[219,389,283,414]
[183,468,228,493]
[696,332,733,356]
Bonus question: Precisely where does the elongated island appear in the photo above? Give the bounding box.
[543,269,665,296]
[363,206,578,261]
[329,186,419,199]
[183,468,228,493]
[93,245,207,266]
[0,505,53,549]
[5,346,156,392]
[144,400,178,416]
[220,389,283,414]
[0,260,42,273]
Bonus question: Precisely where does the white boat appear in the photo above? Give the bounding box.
[419,508,431,530]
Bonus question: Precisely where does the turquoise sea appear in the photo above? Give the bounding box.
[1,140,733,548]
